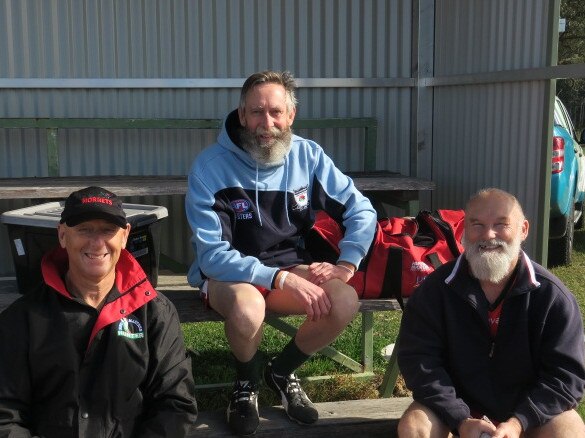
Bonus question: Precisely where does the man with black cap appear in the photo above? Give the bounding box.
[0,186,198,438]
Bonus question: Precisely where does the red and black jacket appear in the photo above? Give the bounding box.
[0,247,197,438]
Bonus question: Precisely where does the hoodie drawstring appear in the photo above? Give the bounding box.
[254,158,291,227]
[255,164,263,226]
[284,155,291,226]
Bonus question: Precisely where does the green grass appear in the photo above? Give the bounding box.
[183,228,585,414]
[549,228,585,419]
[182,311,404,411]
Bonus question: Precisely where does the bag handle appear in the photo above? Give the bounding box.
[426,252,443,269]
[382,246,405,310]
[427,210,463,257]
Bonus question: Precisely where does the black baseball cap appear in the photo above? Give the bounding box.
[60,186,127,228]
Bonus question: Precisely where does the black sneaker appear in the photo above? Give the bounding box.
[226,380,259,436]
[264,361,319,425]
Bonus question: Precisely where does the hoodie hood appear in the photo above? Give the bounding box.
[218,109,261,169]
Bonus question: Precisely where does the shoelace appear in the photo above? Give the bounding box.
[286,376,313,407]
[285,374,302,394]
[234,381,257,402]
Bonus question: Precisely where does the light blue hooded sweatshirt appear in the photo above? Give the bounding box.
[185,110,377,290]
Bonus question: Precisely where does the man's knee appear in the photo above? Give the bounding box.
[397,401,450,438]
[529,409,585,438]
[209,281,267,328]
[326,280,360,322]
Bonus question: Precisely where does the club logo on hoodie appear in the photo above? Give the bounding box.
[117,317,144,339]
[231,199,253,220]
[293,187,309,211]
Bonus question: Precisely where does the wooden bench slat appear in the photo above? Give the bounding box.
[190,397,412,437]
[0,117,376,130]
[158,290,223,323]
[0,174,434,200]
[158,289,404,324]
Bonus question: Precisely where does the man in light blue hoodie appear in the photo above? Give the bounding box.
[186,70,377,436]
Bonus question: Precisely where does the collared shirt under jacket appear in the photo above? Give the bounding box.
[397,252,585,432]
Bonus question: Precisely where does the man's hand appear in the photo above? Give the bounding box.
[458,417,496,438]
[307,262,354,285]
[491,417,523,438]
[281,271,332,321]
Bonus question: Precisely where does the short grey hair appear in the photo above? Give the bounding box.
[466,187,526,220]
[239,70,298,113]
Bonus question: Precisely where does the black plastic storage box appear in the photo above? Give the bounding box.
[1,202,168,293]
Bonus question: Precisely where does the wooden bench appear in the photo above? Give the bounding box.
[145,274,404,396]
[0,274,410,435]
[0,280,413,435]
[0,117,378,178]
[0,117,434,217]
[190,397,413,437]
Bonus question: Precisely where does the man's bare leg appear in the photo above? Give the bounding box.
[207,280,266,436]
[397,401,452,438]
[265,265,359,354]
[207,280,266,362]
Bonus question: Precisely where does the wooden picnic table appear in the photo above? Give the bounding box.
[0,173,433,199]
[0,172,434,219]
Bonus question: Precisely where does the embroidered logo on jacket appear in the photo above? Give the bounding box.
[293,187,309,211]
[231,199,253,220]
[117,317,144,339]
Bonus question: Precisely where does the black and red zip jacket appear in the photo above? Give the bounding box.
[0,247,197,438]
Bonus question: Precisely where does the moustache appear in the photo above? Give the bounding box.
[474,239,507,252]
[255,127,283,136]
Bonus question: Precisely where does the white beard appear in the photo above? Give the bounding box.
[462,236,522,284]
[240,126,292,167]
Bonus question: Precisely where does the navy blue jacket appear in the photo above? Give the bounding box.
[397,252,585,432]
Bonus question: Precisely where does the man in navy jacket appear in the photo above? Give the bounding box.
[397,188,585,438]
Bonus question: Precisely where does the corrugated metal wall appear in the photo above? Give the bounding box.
[0,0,569,275]
[0,0,413,275]
[428,0,556,256]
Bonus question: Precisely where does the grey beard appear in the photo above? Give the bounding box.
[462,236,522,284]
[240,128,292,167]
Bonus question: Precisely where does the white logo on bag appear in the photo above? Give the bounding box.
[411,261,432,272]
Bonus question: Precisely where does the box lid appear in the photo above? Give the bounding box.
[1,202,168,229]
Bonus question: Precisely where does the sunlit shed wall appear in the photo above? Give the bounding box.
[0,0,413,275]
[0,0,569,276]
